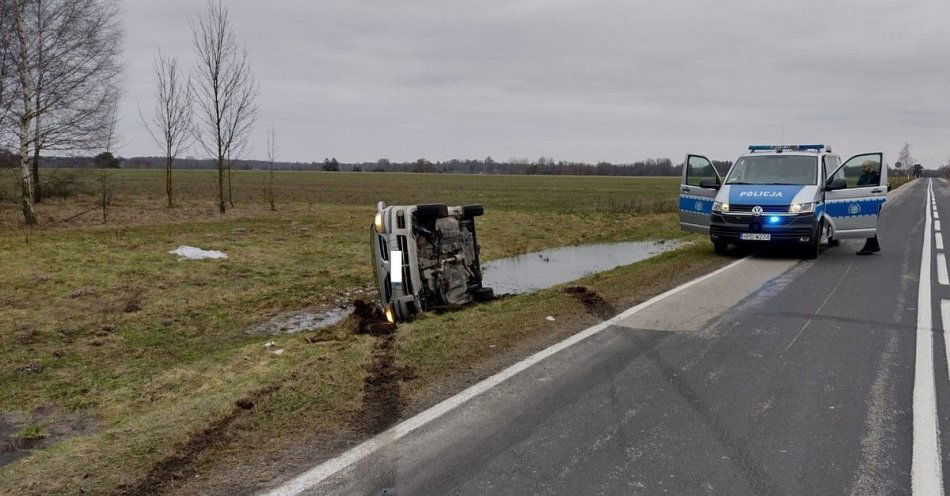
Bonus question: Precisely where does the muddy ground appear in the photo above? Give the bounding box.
[0,406,97,468]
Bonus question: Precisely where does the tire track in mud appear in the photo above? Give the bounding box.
[121,300,396,496]
[351,300,410,435]
[117,384,283,496]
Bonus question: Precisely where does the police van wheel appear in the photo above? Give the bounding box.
[713,240,728,255]
[801,222,822,260]
[819,222,837,247]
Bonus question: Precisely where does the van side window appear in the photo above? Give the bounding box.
[823,156,840,183]
[686,156,716,187]
[833,154,882,188]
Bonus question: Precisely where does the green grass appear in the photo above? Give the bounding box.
[17,424,46,441]
[888,175,913,191]
[0,169,680,224]
[0,169,713,495]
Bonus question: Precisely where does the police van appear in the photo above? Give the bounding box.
[679,144,887,258]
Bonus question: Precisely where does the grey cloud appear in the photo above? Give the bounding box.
[120,0,950,166]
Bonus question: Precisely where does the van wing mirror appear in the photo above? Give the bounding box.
[699,178,720,190]
[825,178,847,191]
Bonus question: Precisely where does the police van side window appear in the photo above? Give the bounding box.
[824,157,840,183]
[833,154,882,188]
[686,156,716,187]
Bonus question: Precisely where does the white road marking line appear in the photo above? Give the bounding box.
[936,220,942,232]
[938,254,949,286]
[935,211,940,220]
[912,178,943,495]
[263,256,753,496]
[937,235,944,251]
[943,300,950,385]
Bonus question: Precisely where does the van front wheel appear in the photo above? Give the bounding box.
[713,240,728,256]
[801,222,823,260]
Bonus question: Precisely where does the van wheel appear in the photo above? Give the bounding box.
[473,287,494,302]
[461,204,484,217]
[802,222,822,260]
[713,240,728,255]
[415,204,449,219]
[819,222,837,247]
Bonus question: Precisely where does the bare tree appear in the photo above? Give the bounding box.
[141,50,192,208]
[97,86,119,223]
[6,0,123,224]
[896,142,913,177]
[191,0,258,214]
[265,122,277,211]
[0,0,16,136]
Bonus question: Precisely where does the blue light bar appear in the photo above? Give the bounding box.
[748,144,825,152]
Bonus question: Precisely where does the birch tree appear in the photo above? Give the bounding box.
[7,0,122,224]
[0,0,15,137]
[191,0,257,214]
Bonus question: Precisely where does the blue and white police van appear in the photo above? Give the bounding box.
[679,144,887,258]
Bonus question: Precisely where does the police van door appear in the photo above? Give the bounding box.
[824,152,887,239]
[679,154,722,233]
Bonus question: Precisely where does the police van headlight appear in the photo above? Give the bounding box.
[712,202,729,213]
[788,202,815,214]
[374,212,385,233]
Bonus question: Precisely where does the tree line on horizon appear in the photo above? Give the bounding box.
[21,154,738,177]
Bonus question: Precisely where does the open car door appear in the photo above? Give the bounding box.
[824,152,887,239]
[679,154,722,233]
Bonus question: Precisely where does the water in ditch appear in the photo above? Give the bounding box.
[481,240,681,296]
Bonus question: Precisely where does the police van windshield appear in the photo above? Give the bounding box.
[724,155,818,185]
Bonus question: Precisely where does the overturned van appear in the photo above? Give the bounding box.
[370,202,494,322]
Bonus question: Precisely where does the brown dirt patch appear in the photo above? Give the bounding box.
[354,333,402,435]
[563,286,617,320]
[351,299,397,336]
[349,299,407,434]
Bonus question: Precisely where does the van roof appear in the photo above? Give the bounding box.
[748,144,826,153]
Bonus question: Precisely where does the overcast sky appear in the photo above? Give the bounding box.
[122,0,950,166]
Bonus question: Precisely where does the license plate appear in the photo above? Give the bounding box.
[740,233,771,241]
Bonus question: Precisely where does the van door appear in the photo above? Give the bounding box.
[680,154,722,233]
[824,152,887,239]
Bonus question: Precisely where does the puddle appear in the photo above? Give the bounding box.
[0,407,97,467]
[246,305,352,335]
[482,240,681,295]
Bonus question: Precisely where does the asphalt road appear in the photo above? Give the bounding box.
[269,178,947,496]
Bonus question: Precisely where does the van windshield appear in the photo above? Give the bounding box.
[725,155,818,185]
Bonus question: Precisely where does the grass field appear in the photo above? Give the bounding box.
[0,169,723,495]
[888,174,913,191]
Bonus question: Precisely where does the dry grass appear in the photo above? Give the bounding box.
[0,169,711,495]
